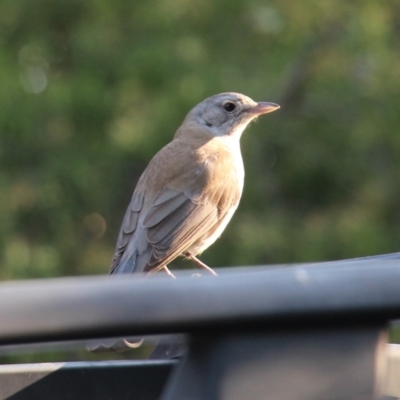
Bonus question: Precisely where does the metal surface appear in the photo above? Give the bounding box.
[0,253,400,399]
[162,328,387,400]
[0,360,176,400]
[0,254,400,344]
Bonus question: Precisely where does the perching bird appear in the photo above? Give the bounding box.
[86,92,279,353]
[110,92,279,277]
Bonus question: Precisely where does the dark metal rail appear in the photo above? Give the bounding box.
[0,254,400,344]
[1,253,400,399]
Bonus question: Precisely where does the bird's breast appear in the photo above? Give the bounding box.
[197,137,244,192]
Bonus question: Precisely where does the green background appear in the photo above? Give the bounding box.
[1,0,400,280]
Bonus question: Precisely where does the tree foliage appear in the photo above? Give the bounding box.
[1,0,400,279]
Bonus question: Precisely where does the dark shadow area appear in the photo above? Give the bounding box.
[0,361,176,400]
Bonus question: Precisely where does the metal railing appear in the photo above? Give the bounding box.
[1,253,400,399]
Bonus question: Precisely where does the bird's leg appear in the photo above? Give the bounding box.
[162,265,176,279]
[185,254,218,276]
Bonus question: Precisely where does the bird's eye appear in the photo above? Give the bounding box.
[223,102,236,112]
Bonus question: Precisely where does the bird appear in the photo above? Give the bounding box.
[86,92,280,353]
[110,92,279,278]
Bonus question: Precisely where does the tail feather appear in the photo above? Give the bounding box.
[112,254,137,275]
[86,337,144,353]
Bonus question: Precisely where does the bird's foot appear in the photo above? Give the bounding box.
[185,254,218,276]
[163,265,176,279]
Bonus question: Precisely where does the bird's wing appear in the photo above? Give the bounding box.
[110,178,240,275]
[142,182,240,273]
[110,191,145,274]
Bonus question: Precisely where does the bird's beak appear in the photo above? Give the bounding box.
[249,102,280,116]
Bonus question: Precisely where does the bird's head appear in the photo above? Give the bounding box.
[180,92,279,139]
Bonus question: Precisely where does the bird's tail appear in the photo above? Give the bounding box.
[86,337,144,353]
[111,254,138,274]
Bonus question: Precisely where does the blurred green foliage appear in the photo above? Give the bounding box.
[1,0,400,280]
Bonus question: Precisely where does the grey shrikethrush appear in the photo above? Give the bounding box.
[110,92,279,277]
